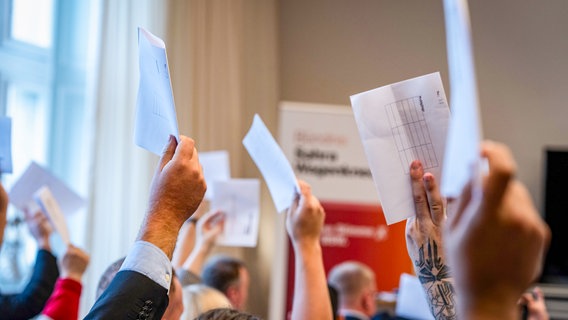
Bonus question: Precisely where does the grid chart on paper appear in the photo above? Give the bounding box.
[385,96,438,174]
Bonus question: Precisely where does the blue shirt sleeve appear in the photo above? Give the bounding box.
[119,241,173,291]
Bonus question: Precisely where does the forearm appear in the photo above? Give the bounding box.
[41,278,82,320]
[413,238,457,320]
[291,242,332,320]
[137,213,184,260]
[172,223,196,268]
[182,243,209,276]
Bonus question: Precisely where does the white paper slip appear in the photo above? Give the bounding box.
[441,0,483,198]
[134,27,180,155]
[243,114,300,213]
[350,72,450,225]
[34,186,71,245]
[9,162,86,215]
[212,179,260,247]
[0,116,13,174]
[200,150,231,201]
[395,273,435,320]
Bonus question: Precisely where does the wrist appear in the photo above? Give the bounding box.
[61,271,84,283]
[459,292,520,320]
[137,214,183,259]
[37,237,51,251]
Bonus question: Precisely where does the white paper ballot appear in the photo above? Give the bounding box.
[0,116,13,174]
[212,179,260,247]
[350,72,450,225]
[441,0,483,198]
[395,273,435,320]
[9,162,86,215]
[134,27,180,155]
[34,186,71,245]
[242,114,300,213]
[200,150,231,201]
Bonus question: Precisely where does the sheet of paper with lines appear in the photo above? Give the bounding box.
[350,72,450,225]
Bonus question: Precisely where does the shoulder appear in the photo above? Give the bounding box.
[84,270,169,320]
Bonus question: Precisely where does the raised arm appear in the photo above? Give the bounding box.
[180,210,225,283]
[287,180,332,320]
[40,245,90,320]
[86,135,207,319]
[444,141,550,320]
[0,183,7,247]
[405,160,456,319]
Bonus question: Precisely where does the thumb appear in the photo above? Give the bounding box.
[158,135,177,171]
[480,141,515,219]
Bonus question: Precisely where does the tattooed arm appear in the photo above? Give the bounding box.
[405,160,457,320]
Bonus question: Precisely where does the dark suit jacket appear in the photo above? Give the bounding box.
[84,270,169,320]
[0,249,59,320]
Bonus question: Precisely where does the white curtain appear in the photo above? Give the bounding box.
[166,0,279,317]
[81,0,168,316]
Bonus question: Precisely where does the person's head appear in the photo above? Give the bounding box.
[181,284,232,319]
[202,255,250,310]
[163,274,184,320]
[195,308,261,320]
[328,261,377,316]
[96,256,126,299]
[97,256,184,320]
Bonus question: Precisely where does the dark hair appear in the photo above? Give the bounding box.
[202,255,246,293]
[195,308,261,320]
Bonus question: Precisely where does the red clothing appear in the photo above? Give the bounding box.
[41,278,82,320]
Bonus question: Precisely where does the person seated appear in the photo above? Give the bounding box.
[176,210,225,286]
[201,254,250,311]
[405,141,551,320]
[0,201,59,320]
[181,284,232,319]
[37,244,90,320]
[328,261,390,320]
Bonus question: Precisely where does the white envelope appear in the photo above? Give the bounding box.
[134,27,180,155]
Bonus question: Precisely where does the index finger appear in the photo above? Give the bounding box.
[410,160,430,221]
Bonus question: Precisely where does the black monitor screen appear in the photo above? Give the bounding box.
[541,149,568,284]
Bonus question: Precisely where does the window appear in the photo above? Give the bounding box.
[0,0,94,292]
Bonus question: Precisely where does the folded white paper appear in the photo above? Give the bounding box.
[441,0,483,198]
[9,162,86,215]
[395,273,435,320]
[0,116,12,174]
[34,186,71,245]
[243,114,299,213]
[200,150,231,201]
[134,27,179,155]
[350,72,450,224]
[212,179,260,247]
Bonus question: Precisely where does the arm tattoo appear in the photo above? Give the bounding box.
[414,238,457,320]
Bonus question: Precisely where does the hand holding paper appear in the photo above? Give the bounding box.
[243,114,300,213]
[134,27,180,155]
[350,72,450,224]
